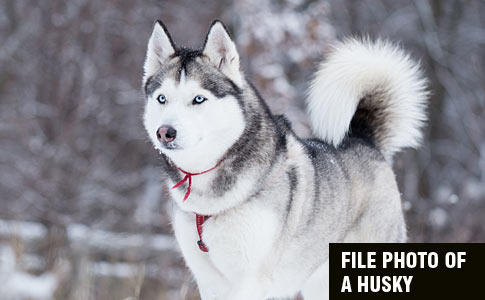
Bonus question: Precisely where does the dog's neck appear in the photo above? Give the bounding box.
[171,161,223,202]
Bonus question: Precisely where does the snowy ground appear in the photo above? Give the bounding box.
[0,219,182,300]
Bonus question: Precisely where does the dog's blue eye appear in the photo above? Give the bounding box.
[193,95,207,105]
[157,94,166,104]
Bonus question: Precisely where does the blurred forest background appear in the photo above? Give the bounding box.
[0,0,484,299]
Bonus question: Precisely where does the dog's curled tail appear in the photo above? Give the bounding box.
[307,38,428,162]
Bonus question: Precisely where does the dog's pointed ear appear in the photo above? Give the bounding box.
[202,20,243,86]
[143,20,175,82]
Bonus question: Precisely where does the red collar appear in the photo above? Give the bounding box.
[171,162,221,202]
[195,214,210,252]
[171,162,221,252]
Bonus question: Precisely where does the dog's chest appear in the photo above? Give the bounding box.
[173,201,280,280]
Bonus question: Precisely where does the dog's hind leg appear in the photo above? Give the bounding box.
[301,260,329,300]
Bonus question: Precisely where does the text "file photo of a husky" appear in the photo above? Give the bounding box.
[141,20,428,300]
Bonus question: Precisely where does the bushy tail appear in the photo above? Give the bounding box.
[307,38,428,161]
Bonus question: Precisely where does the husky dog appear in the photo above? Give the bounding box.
[142,20,427,300]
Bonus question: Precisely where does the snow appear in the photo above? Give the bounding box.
[67,223,175,252]
[1,246,57,300]
[92,261,142,278]
[0,220,47,241]
[0,218,178,299]
[0,219,175,252]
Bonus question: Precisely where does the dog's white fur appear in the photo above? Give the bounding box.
[307,39,428,161]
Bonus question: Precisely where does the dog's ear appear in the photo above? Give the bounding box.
[143,20,175,82]
[202,20,243,87]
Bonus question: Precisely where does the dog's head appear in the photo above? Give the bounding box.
[142,20,246,172]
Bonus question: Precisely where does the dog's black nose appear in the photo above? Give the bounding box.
[157,125,177,142]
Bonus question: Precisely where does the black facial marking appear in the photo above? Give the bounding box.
[144,75,162,97]
[144,48,203,98]
[174,47,203,82]
[200,75,242,99]
[144,75,153,95]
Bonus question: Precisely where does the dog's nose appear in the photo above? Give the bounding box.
[157,125,177,142]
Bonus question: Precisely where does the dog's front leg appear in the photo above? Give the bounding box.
[173,209,230,299]
[209,206,281,300]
